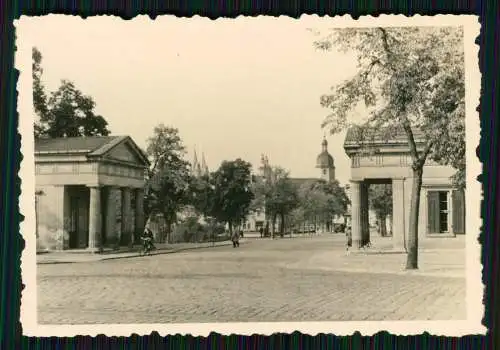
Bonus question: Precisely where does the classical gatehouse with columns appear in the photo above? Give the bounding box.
[344,127,465,250]
[35,136,149,252]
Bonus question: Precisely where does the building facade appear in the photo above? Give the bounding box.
[35,136,149,251]
[344,127,465,250]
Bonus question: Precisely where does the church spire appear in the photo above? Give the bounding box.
[193,149,199,169]
[201,152,209,176]
[322,134,328,152]
[193,148,202,177]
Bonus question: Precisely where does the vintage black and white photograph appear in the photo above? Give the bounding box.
[17,15,482,336]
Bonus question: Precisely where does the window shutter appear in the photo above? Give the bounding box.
[427,191,440,234]
[452,190,465,234]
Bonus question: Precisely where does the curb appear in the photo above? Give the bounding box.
[101,241,240,261]
[38,241,248,265]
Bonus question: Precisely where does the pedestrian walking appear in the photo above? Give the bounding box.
[231,230,240,248]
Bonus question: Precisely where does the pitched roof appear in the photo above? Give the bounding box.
[35,135,150,165]
[344,126,426,147]
[35,136,123,154]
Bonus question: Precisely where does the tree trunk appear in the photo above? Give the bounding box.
[166,220,172,244]
[271,213,277,238]
[280,212,285,236]
[406,167,423,270]
[380,214,387,237]
[228,221,233,235]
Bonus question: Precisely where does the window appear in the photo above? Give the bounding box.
[439,191,448,232]
[428,190,451,234]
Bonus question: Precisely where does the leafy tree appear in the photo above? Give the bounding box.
[316,180,349,217]
[252,166,299,236]
[211,159,254,234]
[369,184,393,237]
[33,47,49,137]
[297,179,348,231]
[314,26,464,269]
[188,173,215,219]
[430,110,466,190]
[288,207,307,232]
[32,47,111,138]
[146,124,191,243]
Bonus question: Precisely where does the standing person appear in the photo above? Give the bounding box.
[231,230,240,248]
[345,225,352,255]
[259,227,264,238]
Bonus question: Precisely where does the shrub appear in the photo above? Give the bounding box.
[172,216,228,243]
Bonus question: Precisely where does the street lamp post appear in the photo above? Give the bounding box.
[209,183,215,247]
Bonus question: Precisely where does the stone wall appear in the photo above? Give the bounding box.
[36,185,68,251]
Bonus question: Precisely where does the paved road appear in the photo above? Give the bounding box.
[37,235,465,324]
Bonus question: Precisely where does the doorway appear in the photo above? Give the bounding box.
[68,186,89,248]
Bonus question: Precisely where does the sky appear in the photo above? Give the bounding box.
[19,15,364,185]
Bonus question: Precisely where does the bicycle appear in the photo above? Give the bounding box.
[140,237,155,256]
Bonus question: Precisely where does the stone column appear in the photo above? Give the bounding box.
[360,182,370,246]
[121,187,132,247]
[135,188,145,241]
[106,186,119,249]
[87,185,102,252]
[350,181,362,249]
[392,178,406,251]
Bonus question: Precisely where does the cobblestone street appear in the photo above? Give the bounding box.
[37,235,466,324]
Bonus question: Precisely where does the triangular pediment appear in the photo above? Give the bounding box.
[106,142,143,163]
[89,136,149,166]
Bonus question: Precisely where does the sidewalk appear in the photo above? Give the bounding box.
[305,249,465,278]
[37,240,246,264]
[285,235,466,278]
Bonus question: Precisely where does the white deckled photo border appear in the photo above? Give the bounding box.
[16,14,484,337]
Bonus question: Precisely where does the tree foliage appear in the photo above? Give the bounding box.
[252,166,299,234]
[210,159,254,233]
[146,124,191,242]
[369,184,392,217]
[369,184,393,236]
[315,27,465,184]
[297,179,349,226]
[188,173,215,218]
[33,47,111,138]
[314,26,464,268]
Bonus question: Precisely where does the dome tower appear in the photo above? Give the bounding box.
[316,137,335,182]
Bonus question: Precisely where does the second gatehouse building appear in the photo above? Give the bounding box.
[344,127,466,250]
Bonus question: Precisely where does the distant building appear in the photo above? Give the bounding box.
[316,137,336,182]
[243,137,345,233]
[192,149,209,178]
